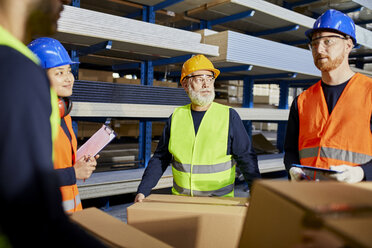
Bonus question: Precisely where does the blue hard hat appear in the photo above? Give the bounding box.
[305,9,356,45]
[27,37,79,69]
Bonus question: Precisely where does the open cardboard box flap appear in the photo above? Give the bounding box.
[144,193,248,206]
[70,207,171,248]
[127,194,249,248]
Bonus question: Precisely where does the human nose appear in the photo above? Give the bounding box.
[66,73,74,83]
[313,41,326,54]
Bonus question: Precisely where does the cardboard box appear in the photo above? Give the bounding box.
[79,69,113,82]
[239,180,372,248]
[127,194,248,248]
[70,207,171,248]
[77,121,105,139]
[351,182,372,192]
[111,120,165,138]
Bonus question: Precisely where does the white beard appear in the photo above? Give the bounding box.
[187,84,215,106]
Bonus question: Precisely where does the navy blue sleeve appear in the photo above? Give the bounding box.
[56,167,77,186]
[361,163,372,181]
[228,108,261,189]
[137,116,172,196]
[0,46,105,247]
[283,97,301,172]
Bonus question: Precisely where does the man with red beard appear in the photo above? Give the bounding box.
[0,0,105,247]
[284,9,372,182]
[135,55,260,202]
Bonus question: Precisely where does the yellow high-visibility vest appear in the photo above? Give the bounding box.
[169,102,235,197]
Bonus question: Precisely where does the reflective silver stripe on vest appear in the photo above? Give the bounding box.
[299,146,372,164]
[320,147,372,164]
[173,180,234,197]
[62,194,81,212]
[299,147,319,159]
[172,160,233,174]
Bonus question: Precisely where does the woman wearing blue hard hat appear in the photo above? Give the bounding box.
[28,37,98,213]
[284,9,372,182]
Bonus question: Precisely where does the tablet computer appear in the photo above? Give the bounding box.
[292,164,341,174]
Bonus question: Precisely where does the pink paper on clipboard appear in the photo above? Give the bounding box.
[76,125,116,161]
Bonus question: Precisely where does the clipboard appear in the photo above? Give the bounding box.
[292,164,341,174]
[76,124,116,161]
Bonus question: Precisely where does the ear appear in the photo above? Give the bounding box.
[181,79,188,91]
[345,38,354,53]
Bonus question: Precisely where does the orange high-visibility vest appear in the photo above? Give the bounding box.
[54,114,82,213]
[297,73,372,169]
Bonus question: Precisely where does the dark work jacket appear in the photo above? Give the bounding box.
[0,45,105,247]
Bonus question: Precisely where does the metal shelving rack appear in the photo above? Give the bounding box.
[58,0,372,199]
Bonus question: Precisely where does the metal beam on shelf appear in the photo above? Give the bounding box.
[70,50,79,79]
[153,0,183,11]
[342,6,363,13]
[282,0,320,10]
[191,0,372,50]
[349,53,372,58]
[125,10,142,19]
[77,40,112,57]
[139,61,153,167]
[277,81,289,151]
[219,65,253,73]
[355,19,372,25]
[219,73,301,82]
[125,0,183,19]
[112,63,141,71]
[112,55,193,72]
[282,39,308,46]
[71,0,80,7]
[252,72,297,80]
[352,0,372,10]
[242,77,254,108]
[152,54,192,66]
[247,25,300,37]
[184,10,255,31]
[277,81,290,152]
[71,102,289,121]
[283,78,319,87]
[206,10,255,28]
[218,76,245,81]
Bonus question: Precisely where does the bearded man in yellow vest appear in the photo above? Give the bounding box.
[135,55,260,202]
[284,9,372,183]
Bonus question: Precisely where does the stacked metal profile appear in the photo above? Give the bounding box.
[55,5,219,60]
[184,0,372,50]
[71,80,190,106]
[205,30,321,79]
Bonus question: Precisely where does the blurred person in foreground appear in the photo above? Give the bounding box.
[0,0,105,246]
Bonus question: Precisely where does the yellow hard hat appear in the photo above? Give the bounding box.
[180,54,220,82]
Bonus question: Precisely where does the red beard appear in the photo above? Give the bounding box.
[314,53,345,72]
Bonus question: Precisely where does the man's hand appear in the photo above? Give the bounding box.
[134,193,145,203]
[329,165,364,183]
[74,155,99,180]
[289,167,305,181]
